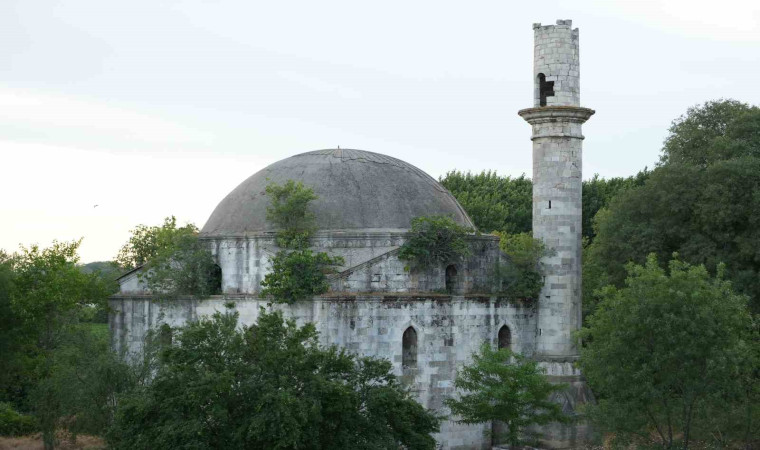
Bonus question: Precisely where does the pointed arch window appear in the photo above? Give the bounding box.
[498,325,511,350]
[402,327,417,369]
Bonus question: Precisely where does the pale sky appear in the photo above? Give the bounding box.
[2,0,759,263]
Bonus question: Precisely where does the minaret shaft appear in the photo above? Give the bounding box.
[519,20,594,358]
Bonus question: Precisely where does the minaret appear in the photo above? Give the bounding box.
[519,19,594,358]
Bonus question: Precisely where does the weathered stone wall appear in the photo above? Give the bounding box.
[533,20,580,107]
[109,294,538,450]
[199,233,501,296]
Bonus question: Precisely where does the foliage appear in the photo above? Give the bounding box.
[398,216,472,269]
[578,254,758,449]
[446,343,567,448]
[0,402,37,436]
[581,171,649,242]
[108,309,440,450]
[440,171,533,234]
[661,99,760,167]
[585,158,760,314]
[115,216,221,298]
[265,180,318,249]
[0,241,119,449]
[115,216,199,270]
[440,170,649,243]
[494,232,549,299]
[260,250,343,304]
[143,232,222,298]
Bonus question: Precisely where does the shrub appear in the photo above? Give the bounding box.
[494,232,549,299]
[260,250,343,304]
[398,216,472,269]
[0,403,37,436]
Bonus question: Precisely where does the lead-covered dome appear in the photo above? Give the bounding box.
[201,149,474,236]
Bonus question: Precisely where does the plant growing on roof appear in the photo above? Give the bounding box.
[261,181,343,303]
[398,216,473,270]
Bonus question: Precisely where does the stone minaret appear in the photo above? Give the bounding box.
[518,19,595,448]
[519,19,594,359]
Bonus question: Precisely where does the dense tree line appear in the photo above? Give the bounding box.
[440,168,649,242]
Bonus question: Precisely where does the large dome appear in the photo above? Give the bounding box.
[201,149,474,236]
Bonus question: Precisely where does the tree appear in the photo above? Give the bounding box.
[116,217,221,298]
[3,241,116,449]
[398,216,472,269]
[440,171,533,235]
[108,309,440,450]
[440,170,650,242]
[115,216,198,270]
[661,99,760,167]
[445,343,567,448]
[578,254,758,449]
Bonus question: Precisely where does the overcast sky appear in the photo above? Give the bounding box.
[2,0,759,263]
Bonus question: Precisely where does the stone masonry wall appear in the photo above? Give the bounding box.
[533,20,580,107]
[109,295,538,450]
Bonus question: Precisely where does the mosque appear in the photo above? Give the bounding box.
[110,20,594,449]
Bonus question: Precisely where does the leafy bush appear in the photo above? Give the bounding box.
[260,250,344,304]
[398,216,472,269]
[144,232,222,298]
[265,180,318,248]
[494,232,549,299]
[0,403,37,436]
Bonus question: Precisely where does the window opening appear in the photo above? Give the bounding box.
[402,327,418,369]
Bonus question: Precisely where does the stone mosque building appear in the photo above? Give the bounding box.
[111,20,594,449]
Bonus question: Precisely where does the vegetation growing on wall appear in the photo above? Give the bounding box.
[398,216,472,270]
[260,250,342,304]
[265,180,318,249]
[494,232,549,300]
[117,216,221,298]
[261,181,343,303]
[446,343,567,448]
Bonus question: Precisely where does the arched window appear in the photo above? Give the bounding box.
[445,264,458,294]
[498,325,511,350]
[209,264,223,294]
[402,327,417,369]
[159,323,173,347]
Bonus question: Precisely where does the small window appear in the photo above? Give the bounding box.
[538,73,555,107]
[445,264,458,294]
[209,264,222,294]
[159,323,173,347]
[402,327,417,369]
[498,325,511,350]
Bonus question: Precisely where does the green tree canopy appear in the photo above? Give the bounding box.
[0,241,120,449]
[440,170,649,242]
[108,309,440,450]
[579,255,758,449]
[661,99,760,166]
[115,216,198,270]
[446,343,567,448]
[440,171,532,235]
